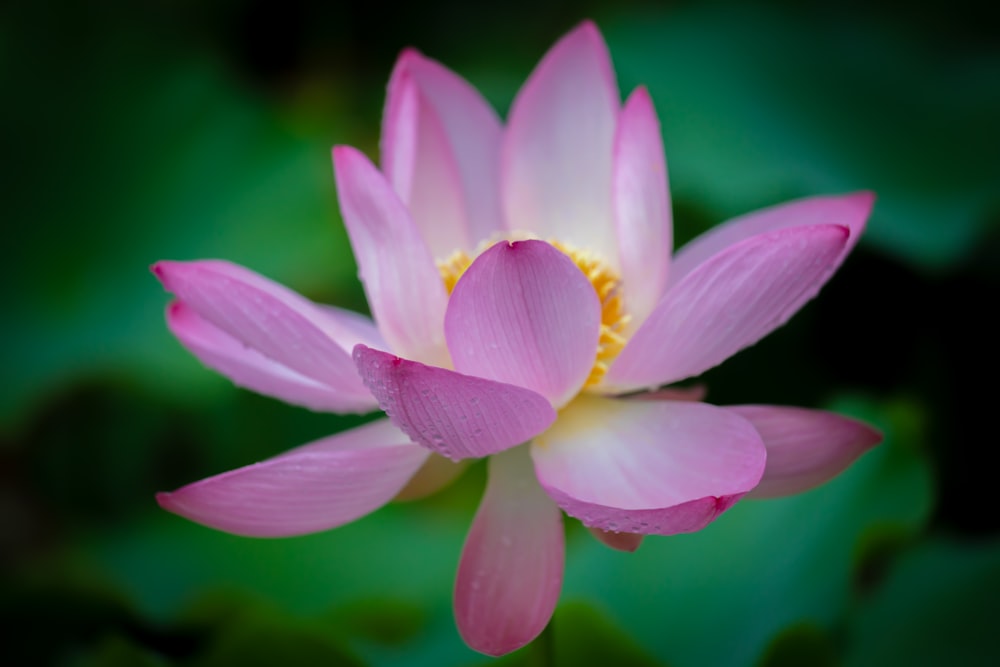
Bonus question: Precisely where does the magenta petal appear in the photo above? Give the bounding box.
[729,405,883,499]
[353,345,556,460]
[670,192,874,287]
[166,302,377,413]
[532,395,766,535]
[502,21,619,257]
[157,419,428,537]
[455,446,564,656]
[332,145,450,366]
[383,49,503,246]
[445,240,600,408]
[604,224,849,392]
[380,67,472,257]
[153,260,370,395]
[613,86,672,328]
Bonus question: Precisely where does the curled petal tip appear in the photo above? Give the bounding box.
[573,18,602,39]
[330,144,354,163]
[395,46,424,66]
[150,260,172,286]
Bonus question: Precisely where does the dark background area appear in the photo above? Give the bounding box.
[3,0,998,664]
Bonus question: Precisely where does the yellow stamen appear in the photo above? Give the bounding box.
[437,238,629,388]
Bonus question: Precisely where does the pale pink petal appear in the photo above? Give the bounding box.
[332,145,450,366]
[166,302,376,413]
[613,86,672,329]
[670,192,874,287]
[383,49,504,246]
[353,345,556,460]
[604,224,849,392]
[380,67,472,257]
[455,446,564,656]
[152,260,368,394]
[589,527,644,552]
[394,454,471,501]
[729,405,883,499]
[445,239,600,408]
[313,303,388,351]
[531,395,765,535]
[502,21,619,259]
[156,419,428,537]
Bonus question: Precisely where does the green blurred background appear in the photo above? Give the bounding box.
[3,0,998,664]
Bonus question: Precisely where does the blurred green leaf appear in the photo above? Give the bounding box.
[189,601,364,667]
[489,601,664,667]
[755,623,836,667]
[844,536,1000,667]
[552,601,664,667]
[606,5,1000,271]
[60,472,485,667]
[69,634,168,667]
[329,597,427,647]
[1,3,362,430]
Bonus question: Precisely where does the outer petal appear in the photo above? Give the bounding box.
[353,345,556,460]
[502,21,619,259]
[166,301,377,413]
[670,192,874,287]
[445,240,600,408]
[455,446,564,656]
[613,86,672,329]
[156,419,428,537]
[729,405,883,499]
[604,224,849,392]
[332,145,450,366]
[383,49,504,247]
[380,67,472,256]
[531,395,766,535]
[153,260,370,396]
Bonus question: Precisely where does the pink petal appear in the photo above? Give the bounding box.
[613,86,672,329]
[670,192,874,287]
[531,395,766,535]
[332,145,450,366]
[166,301,377,413]
[502,21,619,258]
[729,405,883,499]
[455,446,564,656]
[353,345,556,460]
[445,239,600,408]
[152,260,369,395]
[589,527,644,552]
[383,49,504,246]
[380,66,472,257]
[604,224,849,392]
[157,419,428,537]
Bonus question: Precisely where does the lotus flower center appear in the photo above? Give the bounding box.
[438,239,630,387]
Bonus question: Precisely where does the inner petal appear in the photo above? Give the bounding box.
[438,236,630,389]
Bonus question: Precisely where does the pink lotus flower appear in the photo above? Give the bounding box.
[152,21,881,656]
